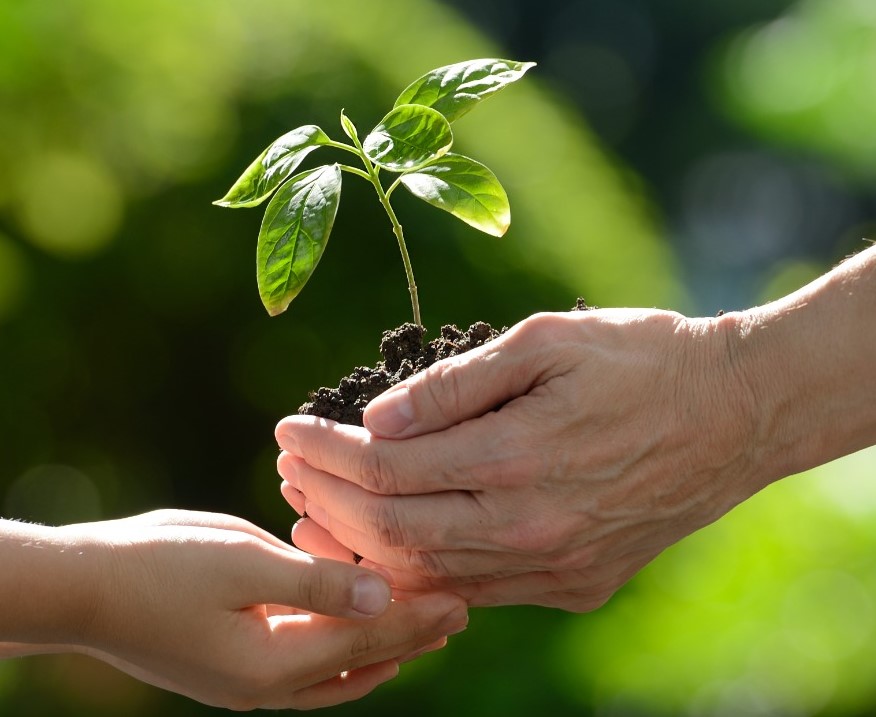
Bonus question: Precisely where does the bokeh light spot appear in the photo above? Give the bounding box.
[782,570,875,662]
[728,18,838,116]
[15,152,123,258]
[717,0,876,178]
[4,464,102,525]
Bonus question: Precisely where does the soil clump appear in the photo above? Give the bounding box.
[298,322,503,425]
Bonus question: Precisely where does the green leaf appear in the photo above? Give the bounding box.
[214,125,331,208]
[257,164,341,316]
[394,58,536,123]
[340,110,358,142]
[363,104,452,172]
[400,153,510,237]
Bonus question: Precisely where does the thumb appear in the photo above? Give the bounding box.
[249,547,392,619]
[363,324,537,438]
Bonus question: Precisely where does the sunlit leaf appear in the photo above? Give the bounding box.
[362,104,452,172]
[214,126,331,208]
[257,164,341,316]
[340,109,358,142]
[400,153,510,236]
[394,58,536,123]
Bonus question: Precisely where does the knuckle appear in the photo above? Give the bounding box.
[349,626,383,659]
[356,446,396,495]
[296,568,336,611]
[403,548,450,579]
[510,311,571,348]
[418,359,465,422]
[140,508,178,525]
[369,500,407,548]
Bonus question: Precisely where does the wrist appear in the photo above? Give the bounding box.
[0,520,107,647]
[712,309,801,492]
[672,313,772,507]
[715,245,876,488]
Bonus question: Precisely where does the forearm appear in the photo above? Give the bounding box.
[724,244,876,487]
[0,520,102,647]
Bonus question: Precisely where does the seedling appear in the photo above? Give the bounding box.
[214,58,534,326]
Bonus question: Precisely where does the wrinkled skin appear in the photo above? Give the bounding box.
[276,245,876,613]
[276,308,763,612]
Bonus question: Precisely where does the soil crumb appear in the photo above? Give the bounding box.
[299,299,590,426]
[298,322,503,426]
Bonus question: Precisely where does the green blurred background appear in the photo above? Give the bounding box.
[2,0,876,714]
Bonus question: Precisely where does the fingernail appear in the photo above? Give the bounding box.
[353,574,390,617]
[365,386,414,437]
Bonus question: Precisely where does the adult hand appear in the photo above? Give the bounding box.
[276,246,876,612]
[276,308,762,612]
[1,510,467,710]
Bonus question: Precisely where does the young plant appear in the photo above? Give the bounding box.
[214,58,534,326]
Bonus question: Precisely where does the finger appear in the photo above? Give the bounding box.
[281,453,484,549]
[268,592,467,692]
[398,636,448,664]
[326,593,468,669]
[456,558,644,610]
[459,573,562,607]
[293,510,536,588]
[130,509,296,554]
[291,518,357,563]
[291,515,449,586]
[446,570,592,607]
[532,590,614,613]
[362,319,541,438]
[299,491,496,576]
[276,410,536,494]
[280,479,306,517]
[275,635,453,711]
[290,520,444,590]
[265,661,400,711]
[279,452,306,517]
[239,544,392,619]
[290,521,419,586]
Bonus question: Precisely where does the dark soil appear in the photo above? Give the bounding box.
[297,301,593,425]
[298,321,504,425]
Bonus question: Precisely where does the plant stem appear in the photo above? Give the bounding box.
[385,174,404,198]
[372,173,421,327]
[346,138,421,326]
[338,164,372,181]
